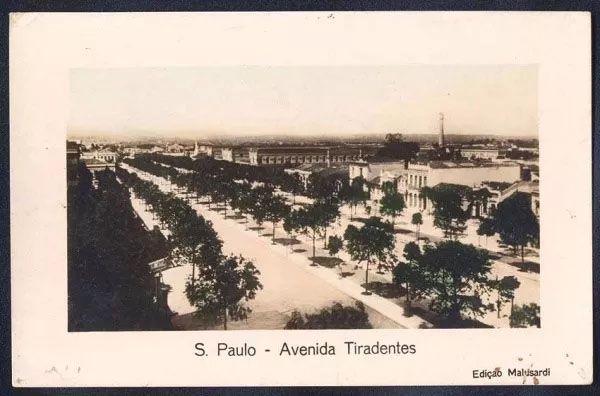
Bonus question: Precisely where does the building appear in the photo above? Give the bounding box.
[400,161,521,211]
[222,147,251,163]
[350,159,521,212]
[461,147,500,160]
[165,143,185,153]
[248,145,375,166]
[80,149,117,163]
[123,147,151,157]
[349,161,406,183]
[66,141,80,165]
[194,143,214,157]
[81,158,116,173]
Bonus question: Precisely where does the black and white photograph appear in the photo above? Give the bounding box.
[9,11,592,387]
[67,65,541,331]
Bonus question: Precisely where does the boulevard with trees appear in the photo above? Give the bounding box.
[117,165,262,329]
[120,153,539,328]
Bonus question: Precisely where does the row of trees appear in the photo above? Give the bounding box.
[117,166,262,330]
[133,156,539,327]
[137,154,309,199]
[138,156,369,261]
[68,164,172,331]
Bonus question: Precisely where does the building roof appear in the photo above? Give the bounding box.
[461,147,500,152]
[255,146,341,154]
[481,181,512,191]
[295,163,330,172]
[428,160,519,169]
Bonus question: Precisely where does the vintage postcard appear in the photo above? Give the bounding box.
[10,12,592,386]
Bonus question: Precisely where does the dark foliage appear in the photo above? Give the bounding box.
[67,164,172,331]
[285,301,372,329]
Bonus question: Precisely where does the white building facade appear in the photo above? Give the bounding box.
[350,160,522,215]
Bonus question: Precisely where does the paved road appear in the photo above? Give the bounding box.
[123,164,405,329]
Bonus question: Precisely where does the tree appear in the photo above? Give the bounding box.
[381,180,397,195]
[477,217,496,246]
[327,235,344,274]
[493,192,539,271]
[344,217,395,295]
[185,254,263,330]
[492,275,520,319]
[318,198,340,248]
[236,184,259,229]
[170,210,222,286]
[417,240,493,323]
[377,133,420,162]
[468,188,492,218]
[281,172,304,204]
[307,172,346,200]
[284,301,372,329]
[341,177,369,220]
[262,195,290,243]
[68,166,172,331]
[392,242,426,317]
[327,235,343,258]
[380,190,405,227]
[411,212,423,241]
[510,303,540,328]
[421,184,470,239]
[283,210,301,252]
[296,199,339,262]
[248,186,272,230]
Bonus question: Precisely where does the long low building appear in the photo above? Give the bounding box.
[192,142,380,166]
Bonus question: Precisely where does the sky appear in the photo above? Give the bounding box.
[69,65,538,138]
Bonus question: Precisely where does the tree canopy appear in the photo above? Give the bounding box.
[416,240,493,323]
[377,133,420,162]
[493,192,539,270]
[380,190,406,226]
[344,217,395,294]
[285,301,372,329]
[421,184,470,239]
[510,303,540,328]
[68,165,172,331]
[185,254,262,330]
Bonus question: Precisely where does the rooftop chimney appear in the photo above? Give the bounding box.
[439,112,445,147]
